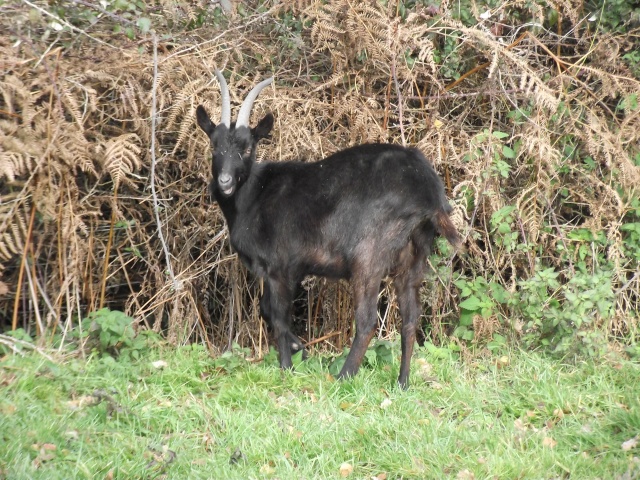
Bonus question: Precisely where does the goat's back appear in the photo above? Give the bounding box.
[231,144,454,279]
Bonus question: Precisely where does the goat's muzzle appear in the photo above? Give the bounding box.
[218,172,234,196]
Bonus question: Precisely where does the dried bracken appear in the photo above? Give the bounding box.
[1,1,638,354]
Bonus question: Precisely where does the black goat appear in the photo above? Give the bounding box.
[196,71,461,388]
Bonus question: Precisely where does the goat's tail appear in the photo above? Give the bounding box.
[435,209,463,249]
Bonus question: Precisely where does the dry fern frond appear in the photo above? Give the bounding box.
[53,129,98,177]
[99,133,143,190]
[57,82,86,130]
[0,149,34,182]
[516,186,541,244]
[0,200,29,264]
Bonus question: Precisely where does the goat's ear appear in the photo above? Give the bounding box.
[196,105,215,136]
[253,113,274,140]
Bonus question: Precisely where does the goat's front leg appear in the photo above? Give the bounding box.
[262,276,300,369]
[336,277,380,380]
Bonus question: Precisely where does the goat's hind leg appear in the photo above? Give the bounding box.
[395,227,433,388]
[261,277,304,369]
[336,275,381,381]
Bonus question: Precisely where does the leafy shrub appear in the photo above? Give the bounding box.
[513,266,614,356]
[80,308,157,360]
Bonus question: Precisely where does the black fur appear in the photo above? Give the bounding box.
[196,100,460,389]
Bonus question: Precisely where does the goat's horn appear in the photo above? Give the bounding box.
[236,77,273,128]
[214,69,231,128]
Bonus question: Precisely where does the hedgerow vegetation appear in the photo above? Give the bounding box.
[1,0,639,358]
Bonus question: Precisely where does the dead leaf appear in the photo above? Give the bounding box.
[542,437,557,448]
[514,418,527,431]
[380,398,392,409]
[151,360,168,369]
[374,473,387,480]
[339,462,354,477]
[260,463,276,474]
[622,436,639,451]
[416,358,433,373]
[67,395,99,410]
[318,413,334,423]
[0,403,16,415]
[456,469,475,479]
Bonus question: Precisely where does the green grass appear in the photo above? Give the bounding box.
[1,344,639,479]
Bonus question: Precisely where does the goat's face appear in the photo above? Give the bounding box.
[196,71,274,199]
[196,110,273,198]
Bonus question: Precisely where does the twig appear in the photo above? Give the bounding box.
[391,55,406,147]
[23,256,44,335]
[617,271,639,295]
[445,32,529,91]
[161,8,275,63]
[304,331,342,348]
[66,0,136,26]
[150,33,179,290]
[374,88,523,102]
[20,0,115,48]
[0,335,55,361]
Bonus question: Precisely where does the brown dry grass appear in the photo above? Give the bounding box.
[1,1,638,355]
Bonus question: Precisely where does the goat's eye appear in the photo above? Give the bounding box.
[243,146,252,156]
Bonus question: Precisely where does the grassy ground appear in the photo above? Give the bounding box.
[1,343,639,479]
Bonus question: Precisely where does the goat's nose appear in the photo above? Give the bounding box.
[219,172,232,187]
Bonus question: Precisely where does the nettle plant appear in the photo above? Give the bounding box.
[454,276,509,351]
[514,265,615,356]
[77,308,158,360]
[455,126,632,356]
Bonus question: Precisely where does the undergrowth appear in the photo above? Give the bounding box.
[0,0,639,357]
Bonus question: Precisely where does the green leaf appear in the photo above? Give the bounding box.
[329,354,347,376]
[459,296,482,311]
[460,310,475,326]
[502,146,516,158]
[453,325,469,338]
[498,222,511,234]
[490,283,509,304]
[492,131,509,139]
[364,348,378,365]
[137,17,151,33]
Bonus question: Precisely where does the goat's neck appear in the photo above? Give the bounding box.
[217,161,263,231]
